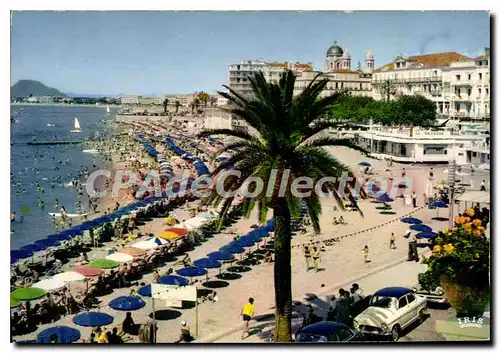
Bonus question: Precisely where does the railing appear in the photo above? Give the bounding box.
[372,76,442,85]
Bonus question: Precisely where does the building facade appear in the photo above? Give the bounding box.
[372,48,490,120]
[120,95,140,105]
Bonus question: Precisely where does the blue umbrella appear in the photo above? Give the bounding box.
[410,224,433,232]
[220,244,245,254]
[400,217,423,225]
[11,249,33,263]
[138,285,152,297]
[37,326,81,343]
[157,275,189,286]
[430,201,448,209]
[109,296,145,311]
[234,237,256,248]
[73,312,114,327]
[376,193,394,203]
[176,266,207,277]
[264,219,275,231]
[246,232,264,242]
[416,232,438,239]
[193,258,221,269]
[359,161,371,167]
[207,251,234,261]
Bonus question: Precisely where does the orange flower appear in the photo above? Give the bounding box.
[463,223,472,231]
[465,208,475,217]
[455,217,465,225]
[473,230,482,238]
[443,244,455,253]
[473,219,482,227]
[432,245,442,253]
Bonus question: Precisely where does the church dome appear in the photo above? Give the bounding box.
[342,49,351,59]
[366,50,374,60]
[326,41,344,57]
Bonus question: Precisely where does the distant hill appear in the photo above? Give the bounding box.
[11,80,66,97]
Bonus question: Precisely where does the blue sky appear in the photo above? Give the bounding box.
[11,11,490,96]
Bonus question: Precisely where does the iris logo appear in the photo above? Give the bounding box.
[457,316,484,329]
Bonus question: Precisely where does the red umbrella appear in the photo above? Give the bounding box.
[74,266,103,277]
[118,247,146,258]
[164,227,188,236]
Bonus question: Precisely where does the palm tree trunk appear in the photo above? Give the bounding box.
[273,201,292,342]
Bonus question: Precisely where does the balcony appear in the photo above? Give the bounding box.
[451,80,472,86]
[453,95,472,102]
[371,76,442,85]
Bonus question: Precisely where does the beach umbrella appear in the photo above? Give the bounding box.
[37,326,81,344]
[376,193,394,203]
[73,312,114,327]
[163,217,179,225]
[264,219,275,231]
[89,259,120,269]
[53,271,86,283]
[193,258,221,269]
[234,237,255,248]
[157,275,190,286]
[429,200,449,218]
[10,298,21,308]
[401,217,423,225]
[47,233,73,241]
[220,244,245,254]
[416,232,438,239]
[73,266,103,277]
[10,287,46,301]
[164,227,188,236]
[118,247,146,258]
[359,161,371,167]
[32,278,66,292]
[106,252,134,263]
[132,240,159,250]
[137,284,152,297]
[11,249,33,263]
[207,251,234,261]
[109,296,146,311]
[410,224,433,232]
[34,238,61,249]
[246,232,264,242]
[19,244,44,253]
[176,266,207,278]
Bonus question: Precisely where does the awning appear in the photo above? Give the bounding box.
[456,191,490,205]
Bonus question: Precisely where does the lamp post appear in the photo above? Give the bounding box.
[448,159,456,229]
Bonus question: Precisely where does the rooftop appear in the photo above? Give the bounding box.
[376,52,472,72]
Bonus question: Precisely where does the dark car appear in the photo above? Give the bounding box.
[295,322,365,343]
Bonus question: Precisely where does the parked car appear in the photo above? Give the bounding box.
[353,287,427,341]
[412,285,447,305]
[295,322,365,343]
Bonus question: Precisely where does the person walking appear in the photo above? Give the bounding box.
[303,246,311,271]
[407,231,418,262]
[480,180,486,191]
[362,245,369,264]
[241,298,255,340]
[412,191,417,208]
[471,164,475,175]
[401,168,406,178]
[311,246,321,272]
[389,232,396,249]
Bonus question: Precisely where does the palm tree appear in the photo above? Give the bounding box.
[175,100,181,114]
[198,70,365,342]
[380,79,397,102]
[163,97,169,115]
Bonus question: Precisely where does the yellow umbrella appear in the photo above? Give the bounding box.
[157,231,182,241]
[163,217,178,225]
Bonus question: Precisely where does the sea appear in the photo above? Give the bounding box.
[10,105,114,250]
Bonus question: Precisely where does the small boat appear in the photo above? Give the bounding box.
[70,117,82,133]
[106,106,111,113]
[46,123,55,127]
[49,212,88,218]
[82,149,99,154]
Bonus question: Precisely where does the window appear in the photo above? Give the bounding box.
[468,74,471,80]
[336,328,353,342]
[456,75,461,81]
[486,88,489,95]
[341,82,344,89]
[472,152,477,157]
[360,83,363,90]
[479,88,482,95]
[479,73,483,80]
[398,296,408,309]
[406,293,416,304]
[335,82,338,89]
[330,62,333,70]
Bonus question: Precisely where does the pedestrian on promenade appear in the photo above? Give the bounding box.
[311,246,321,272]
[412,191,417,208]
[429,168,434,180]
[471,164,475,175]
[480,180,486,191]
[362,245,369,264]
[303,246,311,271]
[241,298,255,340]
[402,168,406,178]
[407,231,418,262]
[390,232,396,249]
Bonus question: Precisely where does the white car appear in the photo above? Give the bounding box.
[353,287,428,341]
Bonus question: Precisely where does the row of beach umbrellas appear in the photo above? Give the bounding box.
[164,137,209,176]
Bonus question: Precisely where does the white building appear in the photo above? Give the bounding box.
[228,60,313,97]
[217,96,229,107]
[372,48,490,120]
[120,95,139,105]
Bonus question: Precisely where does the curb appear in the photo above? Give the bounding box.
[195,250,430,343]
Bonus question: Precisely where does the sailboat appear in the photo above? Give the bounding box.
[106,106,111,113]
[70,117,82,133]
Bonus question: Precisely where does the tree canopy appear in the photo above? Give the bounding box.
[329,94,437,126]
